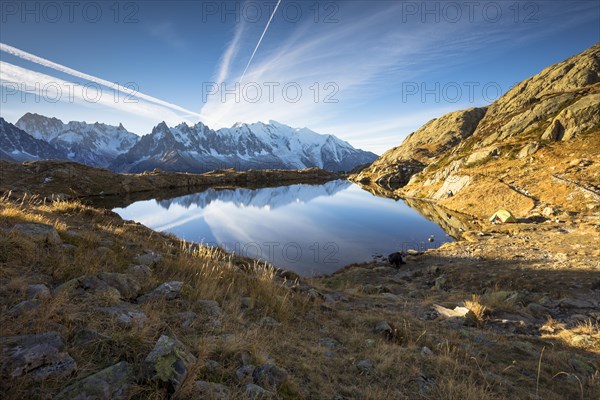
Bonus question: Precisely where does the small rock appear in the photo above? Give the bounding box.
[137,281,183,303]
[97,272,141,300]
[235,365,256,384]
[60,243,77,253]
[0,332,76,380]
[175,311,198,329]
[253,364,288,389]
[54,275,121,300]
[192,380,230,399]
[373,320,392,334]
[421,346,433,357]
[319,337,340,348]
[542,207,556,217]
[243,383,274,399]
[97,302,148,327]
[433,304,470,318]
[198,300,222,317]
[204,359,224,378]
[142,335,196,393]
[127,264,153,277]
[382,292,399,301]
[73,328,110,346]
[357,359,375,373]
[27,284,51,300]
[56,361,133,400]
[134,251,161,266]
[322,292,349,303]
[7,300,39,317]
[13,223,61,245]
[237,350,253,366]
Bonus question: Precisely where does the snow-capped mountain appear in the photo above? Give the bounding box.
[16,113,139,167]
[0,118,68,162]
[112,120,377,173]
[156,179,352,211]
[9,112,377,172]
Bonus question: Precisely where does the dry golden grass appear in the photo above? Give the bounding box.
[1,194,599,400]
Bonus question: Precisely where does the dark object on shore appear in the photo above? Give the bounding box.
[388,252,405,268]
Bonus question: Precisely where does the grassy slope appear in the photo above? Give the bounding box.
[1,189,598,399]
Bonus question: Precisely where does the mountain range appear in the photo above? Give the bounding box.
[0,113,377,173]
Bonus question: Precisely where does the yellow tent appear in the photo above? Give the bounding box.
[489,209,517,224]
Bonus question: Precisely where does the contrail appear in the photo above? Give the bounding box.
[240,0,282,82]
[0,42,202,118]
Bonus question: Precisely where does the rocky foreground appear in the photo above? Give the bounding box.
[0,169,598,399]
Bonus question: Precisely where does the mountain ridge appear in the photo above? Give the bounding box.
[352,42,600,219]
[7,114,377,173]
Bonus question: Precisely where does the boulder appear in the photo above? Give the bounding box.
[7,300,39,317]
[197,300,222,317]
[433,175,471,200]
[235,365,256,384]
[357,359,375,373]
[517,141,540,159]
[137,281,183,303]
[56,361,133,400]
[542,93,600,141]
[0,332,76,380]
[253,364,288,389]
[27,284,51,300]
[465,147,498,166]
[97,272,141,300]
[127,264,153,278]
[142,335,196,393]
[134,251,161,266]
[54,275,121,301]
[96,302,148,327]
[373,320,393,334]
[13,223,61,245]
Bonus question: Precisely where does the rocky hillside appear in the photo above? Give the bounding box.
[1,176,598,400]
[353,107,486,188]
[353,43,600,218]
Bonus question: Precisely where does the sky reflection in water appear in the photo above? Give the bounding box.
[113,180,452,276]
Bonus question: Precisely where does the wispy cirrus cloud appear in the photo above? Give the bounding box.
[199,0,599,153]
[0,61,196,126]
[0,42,201,120]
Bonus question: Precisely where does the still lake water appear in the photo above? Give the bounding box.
[112,180,453,276]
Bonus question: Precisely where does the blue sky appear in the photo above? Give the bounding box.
[1,0,598,154]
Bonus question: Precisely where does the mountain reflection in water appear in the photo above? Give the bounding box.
[113,180,454,276]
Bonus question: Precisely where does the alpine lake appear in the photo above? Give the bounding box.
[103,180,469,277]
